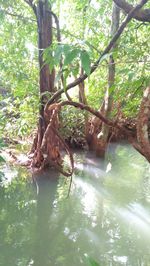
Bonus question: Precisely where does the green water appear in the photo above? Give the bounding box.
[0,144,150,266]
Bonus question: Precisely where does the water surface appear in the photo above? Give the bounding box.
[0,144,150,266]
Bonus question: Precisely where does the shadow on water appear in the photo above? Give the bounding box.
[0,143,150,266]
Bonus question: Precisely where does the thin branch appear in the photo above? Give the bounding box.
[135,21,149,29]
[113,0,150,22]
[0,8,36,22]
[51,11,61,42]
[24,0,37,18]
[45,0,148,108]
[107,59,150,65]
[130,80,144,99]
[60,101,117,128]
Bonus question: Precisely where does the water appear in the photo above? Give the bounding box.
[0,144,150,266]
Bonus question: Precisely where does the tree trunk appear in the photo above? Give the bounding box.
[31,0,62,169]
[136,87,150,162]
[95,55,115,157]
[37,0,55,95]
[86,102,104,151]
[88,3,120,157]
[78,68,89,146]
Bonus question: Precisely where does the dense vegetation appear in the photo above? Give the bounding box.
[0,0,150,172]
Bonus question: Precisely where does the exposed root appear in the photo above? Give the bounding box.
[31,103,74,176]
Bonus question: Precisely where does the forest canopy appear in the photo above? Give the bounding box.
[0,0,150,172]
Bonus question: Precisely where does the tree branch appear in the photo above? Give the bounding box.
[0,8,36,22]
[60,101,117,128]
[45,0,148,107]
[59,100,146,159]
[24,0,37,18]
[51,11,61,42]
[113,0,150,22]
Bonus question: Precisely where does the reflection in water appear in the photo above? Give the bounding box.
[0,144,150,266]
[32,170,59,266]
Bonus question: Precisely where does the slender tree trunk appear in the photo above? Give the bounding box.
[78,68,89,146]
[95,3,120,157]
[78,4,90,147]
[79,68,87,105]
[87,3,120,156]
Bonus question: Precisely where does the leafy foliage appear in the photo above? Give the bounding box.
[84,255,101,266]
[60,106,86,147]
[44,43,91,86]
[0,0,150,144]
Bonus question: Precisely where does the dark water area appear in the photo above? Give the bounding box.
[0,144,150,266]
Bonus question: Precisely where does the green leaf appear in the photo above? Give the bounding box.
[0,139,6,148]
[54,45,63,64]
[0,155,5,162]
[63,68,70,89]
[62,44,72,55]
[0,171,4,180]
[99,53,111,63]
[84,255,100,266]
[88,258,100,266]
[64,49,79,66]
[128,72,134,81]
[71,66,79,77]
[54,71,62,84]
[0,171,5,183]
[80,50,91,76]
[118,68,129,75]
[49,56,55,73]
[43,47,55,72]
[109,84,116,94]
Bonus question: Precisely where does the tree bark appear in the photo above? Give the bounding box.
[37,1,55,95]
[78,68,89,146]
[137,87,150,162]
[113,0,150,22]
[89,3,120,157]
[30,1,64,170]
